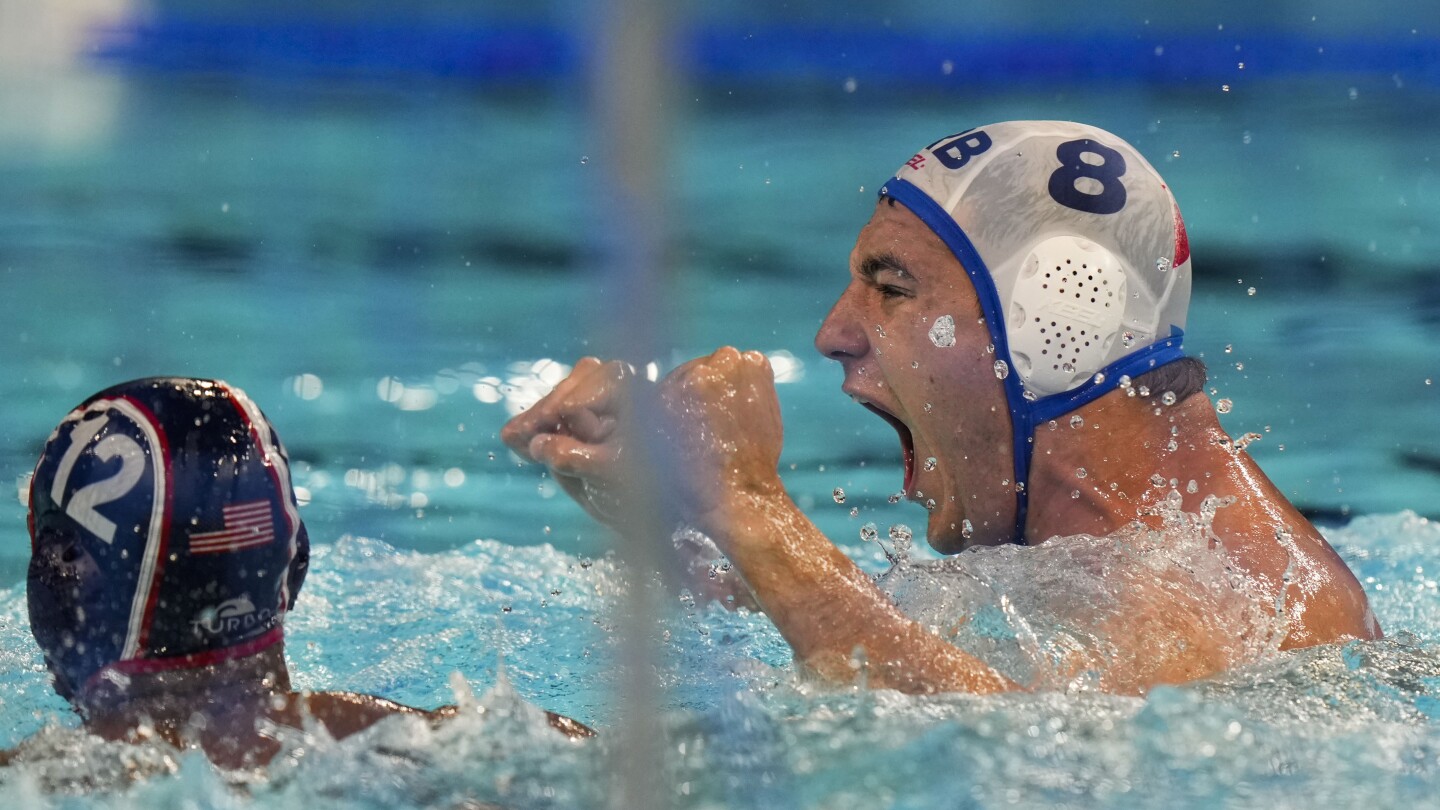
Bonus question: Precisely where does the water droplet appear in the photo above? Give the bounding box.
[860,522,878,542]
[849,507,859,518]
[1069,415,1084,429]
[1242,131,1252,145]
[1247,287,1257,296]
[888,524,913,556]
[923,402,933,413]
[1151,474,1167,488]
[1093,372,1106,385]
[1235,362,1245,371]
[1061,361,1075,374]
[1075,467,1087,479]
[927,315,955,347]
[1047,420,1058,430]
[579,155,589,164]
[1118,375,1132,389]
[1022,390,1038,402]
[1224,344,1233,353]
[1171,150,1181,159]
[1221,84,1231,92]
[1167,439,1179,451]
[1161,390,1177,405]
[874,324,887,338]
[1071,489,1081,499]
[925,499,936,510]
[844,77,858,93]
[1122,331,1136,347]
[832,487,846,504]
[924,457,937,472]
[1137,385,1150,397]
[961,519,974,539]
[1216,398,1233,414]
[1156,256,1172,272]
[1186,479,1198,494]
[888,492,902,504]
[994,360,1010,379]
[911,361,919,369]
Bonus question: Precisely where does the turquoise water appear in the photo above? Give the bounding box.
[3,31,1440,810]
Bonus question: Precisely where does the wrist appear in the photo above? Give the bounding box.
[692,476,791,545]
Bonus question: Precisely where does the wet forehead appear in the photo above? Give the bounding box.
[851,200,968,280]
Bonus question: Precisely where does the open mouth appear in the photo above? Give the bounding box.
[859,401,915,495]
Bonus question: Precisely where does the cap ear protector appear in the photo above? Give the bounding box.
[881,121,1192,541]
[1007,236,1128,396]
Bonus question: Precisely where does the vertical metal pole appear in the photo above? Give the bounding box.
[591,0,675,808]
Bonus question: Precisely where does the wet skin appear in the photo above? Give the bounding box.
[502,200,1379,694]
[3,644,592,771]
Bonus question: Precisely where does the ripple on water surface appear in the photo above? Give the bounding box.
[1,514,1439,808]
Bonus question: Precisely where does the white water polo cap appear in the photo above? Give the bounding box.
[879,121,1192,540]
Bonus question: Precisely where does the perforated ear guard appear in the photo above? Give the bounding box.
[1007,236,1128,396]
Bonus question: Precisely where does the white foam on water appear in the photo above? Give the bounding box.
[1,512,1438,808]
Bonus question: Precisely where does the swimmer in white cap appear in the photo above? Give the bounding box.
[5,378,589,771]
[503,121,1380,693]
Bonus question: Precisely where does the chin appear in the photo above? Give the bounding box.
[924,508,968,554]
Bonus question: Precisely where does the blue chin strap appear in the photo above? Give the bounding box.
[880,178,1186,543]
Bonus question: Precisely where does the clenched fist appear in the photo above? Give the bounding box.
[500,348,785,544]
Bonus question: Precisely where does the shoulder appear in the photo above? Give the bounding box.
[297,691,435,739]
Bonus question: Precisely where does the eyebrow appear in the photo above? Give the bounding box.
[858,252,915,283]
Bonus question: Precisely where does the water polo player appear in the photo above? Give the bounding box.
[504,120,1379,694]
[16,377,587,770]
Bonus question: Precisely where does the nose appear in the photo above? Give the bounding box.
[815,287,869,361]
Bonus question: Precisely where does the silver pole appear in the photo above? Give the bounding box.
[590,0,675,807]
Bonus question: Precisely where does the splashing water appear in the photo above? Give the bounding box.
[0,515,1439,808]
[877,495,1288,694]
[928,316,956,348]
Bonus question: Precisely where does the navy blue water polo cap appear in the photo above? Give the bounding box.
[27,378,309,700]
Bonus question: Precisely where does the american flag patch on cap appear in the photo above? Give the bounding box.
[190,500,274,554]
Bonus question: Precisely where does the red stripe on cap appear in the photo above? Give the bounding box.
[224,386,299,609]
[120,395,174,656]
[83,626,284,693]
[1172,202,1190,267]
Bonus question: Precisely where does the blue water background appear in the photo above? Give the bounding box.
[1,2,1439,806]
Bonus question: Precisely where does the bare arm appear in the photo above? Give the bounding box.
[503,348,1013,694]
[306,693,594,739]
[709,489,1012,693]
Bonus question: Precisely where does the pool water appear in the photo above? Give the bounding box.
[3,17,1440,809]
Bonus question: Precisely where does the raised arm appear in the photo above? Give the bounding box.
[503,347,1013,694]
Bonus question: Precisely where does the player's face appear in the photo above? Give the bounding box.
[815,200,1017,552]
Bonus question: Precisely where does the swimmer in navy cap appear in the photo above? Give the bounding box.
[18,378,588,769]
[505,121,1380,694]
